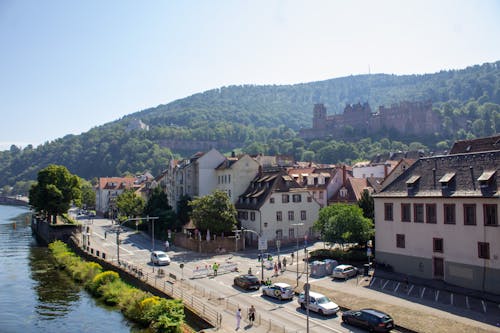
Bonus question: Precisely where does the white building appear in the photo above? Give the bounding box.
[235,168,320,247]
[165,149,226,210]
[215,153,260,204]
[373,147,499,294]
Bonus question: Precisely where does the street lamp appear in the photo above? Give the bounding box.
[114,216,159,263]
[292,223,304,286]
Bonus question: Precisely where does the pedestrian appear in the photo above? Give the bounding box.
[104,231,107,239]
[248,267,252,275]
[165,240,169,250]
[265,277,272,286]
[257,253,261,262]
[248,305,256,325]
[278,260,282,272]
[282,257,287,269]
[235,308,242,330]
[213,262,219,276]
[274,262,278,276]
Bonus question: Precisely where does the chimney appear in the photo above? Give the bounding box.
[384,164,389,178]
[231,151,236,158]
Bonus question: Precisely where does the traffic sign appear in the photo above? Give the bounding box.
[258,237,267,251]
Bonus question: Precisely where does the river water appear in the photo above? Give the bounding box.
[0,205,150,333]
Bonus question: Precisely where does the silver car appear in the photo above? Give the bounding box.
[262,282,294,300]
[298,291,340,315]
[150,251,171,265]
[332,264,358,280]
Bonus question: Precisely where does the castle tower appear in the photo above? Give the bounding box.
[312,103,327,130]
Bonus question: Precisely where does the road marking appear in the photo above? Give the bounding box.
[280,306,345,333]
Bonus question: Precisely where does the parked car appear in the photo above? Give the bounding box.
[297,291,340,315]
[262,282,294,300]
[233,274,261,290]
[150,251,171,265]
[342,308,394,332]
[332,264,358,280]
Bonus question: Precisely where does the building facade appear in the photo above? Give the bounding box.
[373,150,499,294]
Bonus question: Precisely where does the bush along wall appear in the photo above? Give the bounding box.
[48,240,185,333]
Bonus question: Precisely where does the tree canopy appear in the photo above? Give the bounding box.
[116,189,145,219]
[188,190,237,234]
[314,203,374,248]
[29,164,82,223]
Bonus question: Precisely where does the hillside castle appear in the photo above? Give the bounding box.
[300,101,441,139]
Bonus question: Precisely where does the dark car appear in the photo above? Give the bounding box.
[233,274,261,290]
[342,308,394,332]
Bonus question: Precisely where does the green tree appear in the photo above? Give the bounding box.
[189,190,237,234]
[144,187,178,238]
[29,164,82,223]
[80,179,96,209]
[176,194,192,228]
[357,189,374,220]
[116,189,145,219]
[314,203,373,249]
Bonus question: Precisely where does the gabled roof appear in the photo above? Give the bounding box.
[449,134,500,154]
[376,150,500,198]
[329,177,373,203]
[235,168,303,210]
[98,177,137,190]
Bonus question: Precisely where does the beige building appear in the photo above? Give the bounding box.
[214,154,260,204]
[374,148,499,294]
[95,177,137,217]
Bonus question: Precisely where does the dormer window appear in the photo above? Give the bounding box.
[340,188,348,198]
[439,172,456,189]
[406,175,421,189]
[478,170,496,189]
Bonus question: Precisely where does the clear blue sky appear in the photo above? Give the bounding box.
[1,0,499,151]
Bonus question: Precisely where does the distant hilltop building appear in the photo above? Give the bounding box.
[300,101,441,139]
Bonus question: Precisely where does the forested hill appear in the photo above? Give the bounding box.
[1,61,499,192]
[127,60,500,131]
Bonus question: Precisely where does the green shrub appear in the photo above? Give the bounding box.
[120,288,150,324]
[88,271,120,296]
[99,279,128,305]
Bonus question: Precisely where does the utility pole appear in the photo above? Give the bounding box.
[292,223,303,286]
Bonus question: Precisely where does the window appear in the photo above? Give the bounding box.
[484,204,498,226]
[426,204,437,224]
[401,203,411,222]
[433,238,443,253]
[307,196,312,202]
[478,242,490,259]
[414,204,424,223]
[228,174,231,184]
[292,194,302,203]
[396,234,405,248]
[288,211,294,221]
[443,204,456,224]
[250,212,255,221]
[301,210,306,220]
[270,197,275,204]
[276,211,282,221]
[319,191,324,199]
[464,204,476,225]
[384,203,393,221]
[282,194,289,203]
[276,229,283,240]
[289,228,295,239]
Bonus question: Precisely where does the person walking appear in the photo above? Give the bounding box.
[164,240,169,250]
[278,260,282,273]
[282,257,287,269]
[235,308,242,330]
[213,262,219,277]
[248,267,252,275]
[248,305,256,325]
[274,262,278,276]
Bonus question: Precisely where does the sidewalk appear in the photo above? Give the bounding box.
[79,218,499,333]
